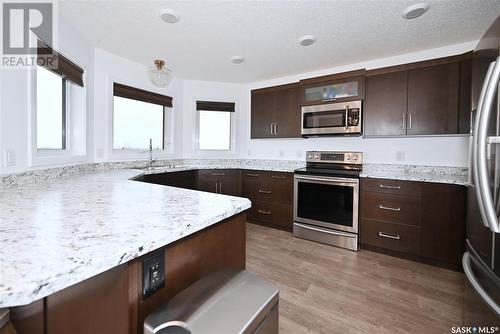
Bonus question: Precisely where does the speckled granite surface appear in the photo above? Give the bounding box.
[360,163,469,185]
[0,169,251,307]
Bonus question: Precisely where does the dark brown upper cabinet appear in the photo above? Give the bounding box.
[364,53,471,137]
[364,71,408,136]
[407,63,459,135]
[251,83,300,139]
[299,69,365,106]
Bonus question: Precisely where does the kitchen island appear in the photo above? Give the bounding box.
[0,169,251,334]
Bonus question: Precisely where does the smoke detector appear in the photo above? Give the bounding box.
[299,35,316,47]
[160,9,180,23]
[231,56,245,64]
[402,3,430,19]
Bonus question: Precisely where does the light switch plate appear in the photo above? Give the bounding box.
[5,150,16,166]
[142,251,165,298]
[396,151,405,162]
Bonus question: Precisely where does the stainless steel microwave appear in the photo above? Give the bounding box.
[301,100,362,136]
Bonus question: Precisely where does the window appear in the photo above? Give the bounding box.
[36,65,66,149]
[112,83,173,152]
[113,97,167,150]
[196,101,235,151]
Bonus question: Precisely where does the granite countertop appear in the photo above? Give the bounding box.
[360,164,469,186]
[0,169,251,308]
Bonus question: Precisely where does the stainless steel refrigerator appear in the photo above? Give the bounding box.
[465,15,500,322]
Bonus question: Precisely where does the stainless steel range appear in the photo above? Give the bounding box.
[293,151,362,251]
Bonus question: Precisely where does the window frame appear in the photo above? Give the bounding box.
[29,65,88,167]
[194,99,237,156]
[109,79,175,160]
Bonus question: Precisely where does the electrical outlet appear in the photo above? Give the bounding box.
[96,148,104,159]
[296,150,302,158]
[247,149,252,156]
[142,252,165,298]
[396,151,405,162]
[5,149,16,166]
[279,150,284,157]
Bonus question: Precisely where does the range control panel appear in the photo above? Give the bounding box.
[306,151,363,165]
[142,251,165,298]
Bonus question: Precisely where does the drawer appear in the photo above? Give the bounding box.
[361,178,422,197]
[242,171,292,205]
[360,218,421,255]
[361,192,422,226]
[248,201,292,228]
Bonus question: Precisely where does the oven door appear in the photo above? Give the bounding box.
[301,101,362,135]
[294,175,359,233]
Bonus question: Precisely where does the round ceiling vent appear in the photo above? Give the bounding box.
[299,35,316,46]
[160,9,180,23]
[402,3,430,19]
[231,56,245,64]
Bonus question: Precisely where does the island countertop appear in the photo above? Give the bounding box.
[0,169,251,308]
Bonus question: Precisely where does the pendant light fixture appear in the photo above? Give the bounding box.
[147,59,173,88]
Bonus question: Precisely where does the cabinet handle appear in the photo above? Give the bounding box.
[378,232,400,240]
[211,173,225,176]
[271,175,285,179]
[379,184,401,190]
[402,114,406,131]
[345,106,349,130]
[409,113,412,130]
[219,181,222,194]
[322,98,337,102]
[258,209,272,215]
[275,123,279,135]
[258,189,272,194]
[379,205,401,212]
[270,123,274,134]
[246,173,260,177]
[215,182,218,193]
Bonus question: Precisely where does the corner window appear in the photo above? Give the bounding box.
[196,101,235,151]
[112,83,173,152]
[36,65,66,149]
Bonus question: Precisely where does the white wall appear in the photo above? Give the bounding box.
[182,80,247,158]
[93,48,183,162]
[0,16,95,174]
[237,41,478,167]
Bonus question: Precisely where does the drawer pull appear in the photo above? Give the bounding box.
[246,173,260,177]
[378,232,400,240]
[379,205,401,212]
[379,184,401,190]
[258,189,272,194]
[271,175,286,179]
[258,209,272,215]
[211,173,225,176]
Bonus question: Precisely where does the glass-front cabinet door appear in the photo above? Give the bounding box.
[300,76,365,106]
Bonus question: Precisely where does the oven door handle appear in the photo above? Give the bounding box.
[294,175,359,184]
[294,223,357,238]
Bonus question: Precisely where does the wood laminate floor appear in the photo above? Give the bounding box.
[246,223,483,334]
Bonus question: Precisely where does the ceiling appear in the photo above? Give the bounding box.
[59,0,500,83]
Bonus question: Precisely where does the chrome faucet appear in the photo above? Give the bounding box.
[148,138,158,167]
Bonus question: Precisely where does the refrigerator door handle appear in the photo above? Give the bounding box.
[473,61,496,228]
[463,252,500,316]
[474,58,500,233]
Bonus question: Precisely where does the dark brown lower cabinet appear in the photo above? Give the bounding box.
[360,177,466,270]
[197,169,241,196]
[421,183,466,266]
[11,213,246,334]
[241,170,293,231]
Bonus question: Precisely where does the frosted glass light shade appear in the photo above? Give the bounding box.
[147,64,173,87]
